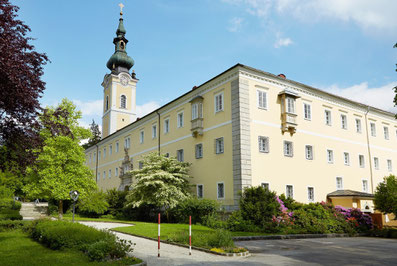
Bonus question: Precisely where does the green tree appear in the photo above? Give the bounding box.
[77,190,109,218]
[82,119,101,149]
[394,43,397,118]
[126,153,192,220]
[374,175,397,218]
[23,99,97,219]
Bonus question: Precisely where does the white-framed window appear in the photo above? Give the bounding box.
[215,137,224,154]
[355,119,362,133]
[124,137,130,149]
[94,152,96,162]
[305,145,313,160]
[120,95,126,109]
[286,185,294,199]
[139,130,144,144]
[108,169,111,179]
[370,122,376,137]
[384,126,389,140]
[89,154,92,164]
[97,172,100,182]
[261,182,269,190]
[177,149,184,162]
[362,180,368,193]
[327,149,334,164]
[257,90,267,109]
[303,103,311,120]
[343,152,350,166]
[336,177,343,190]
[286,97,295,114]
[152,124,157,139]
[98,151,101,161]
[164,118,170,134]
[195,143,203,159]
[197,184,204,198]
[388,159,393,172]
[116,142,119,153]
[103,148,106,159]
[103,171,106,180]
[284,141,293,157]
[109,145,112,155]
[341,114,347,129]
[258,136,269,153]
[359,155,365,168]
[374,157,379,170]
[139,161,143,169]
[115,167,119,177]
[105,95,109,111]
[217,182,225,199]
[215,92,224,113]
[191,103,203,120]
[325,110,332,126]
[177,111,184,128]
[308,187,314,202]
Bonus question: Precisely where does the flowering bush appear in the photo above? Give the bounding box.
[335,205,373,231]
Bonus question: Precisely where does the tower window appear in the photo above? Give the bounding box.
[120,95,126,109]
[120,41,125,50]
[106,96,109,111]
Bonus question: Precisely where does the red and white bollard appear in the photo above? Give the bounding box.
[189,215,192,255]
[158,213,161,257]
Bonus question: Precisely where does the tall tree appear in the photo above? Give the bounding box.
[24,99,97,219]
[393,43,397,118]
[0,0,49,173]
[82,120,101,149]
[374,175,397,219]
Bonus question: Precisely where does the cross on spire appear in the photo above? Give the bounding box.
[119,3,124,16]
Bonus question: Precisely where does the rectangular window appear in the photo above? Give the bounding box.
[108,169,111,179]
[388,159,393,172]
[124,138,130,148]
[257,90,267,109]
[103,171,106,180]
[97,173,100,181]
[103,148,106,159]
[98,151,101,161]
[94,152,96,162]
[197,185,204,198]
[362,180,368,192]
[89,154,92,164]
[327,149,334,164]
[195,144,203,159]
[325,110,332,126]
[139,161,143,169]
[370,123,376,137]
[355,119,362,133]
[308,187,314,202]
[177,112,184,128]
[303,103,311,120]
[286,97,295,114]
[359,155,365,168]
[116,142,119,153]
[374,157,379,170]
[191,103,202,120]
[109,145,112,155]
[261,182,269,190]
[115,167,119,177]
[215,137,224,154]
[164,118,170,134]
[344,152,350,166]
[215,92,224,113]
[286,185,293,199]
[384,126,389,140]
[217,182,225,199]
[284,141,293,157]
[152,124,157,139]
[305,145,313,160]
[139,130,144,144]
[177,149,184,162]
[258,136,269,153]
[341,114,347,129]
[336,177,343,190]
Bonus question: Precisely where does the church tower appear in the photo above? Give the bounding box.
[101,4,137,138]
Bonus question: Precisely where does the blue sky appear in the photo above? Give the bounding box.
[15,0,397,128]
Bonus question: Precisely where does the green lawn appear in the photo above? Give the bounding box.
[0,230,140,266]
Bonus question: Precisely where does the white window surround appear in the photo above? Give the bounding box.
[336,177,343,190]
[343,152,350,166]
[307,186,315,202]
[109,145,112,155]
[387,159,393,172]
[103,148,106,159]
[284,141,293,157]
[286,185,294,199]
[362,179,368,193]
[325,110,332,126]
[116,142,119,153]
[177,149,184,162]
[261,182,270,190]
[98,151,101,161]
[191,103,203,120]
[215,137,224,154]
[177,111,184,128]
[214,92,224,113]
[115,167,119,177]
[303,103,311,120]
[341,114,347,130]
[139,130,144,144]
[257,90,267,110]
[327,149,334,164]
[120,94,127,109]
[359,154,365,168]
[370,122,376,137]
[217,182,225,199]
[152,124,157,139]
[258,136,269,153]
[384,126,389,140]
[286,97,295,114]
[355,119,362,133]
[197,184,204,198]
[305,145,313,160]
[374,157,379,170]
[164,118,170,134]
[108,169,111,179]
[195,143,203,159]
[103,171,106,180]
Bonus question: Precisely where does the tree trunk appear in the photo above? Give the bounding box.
[58,200,63,220]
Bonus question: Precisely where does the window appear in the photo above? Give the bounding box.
[362,180,368,192]
[325,110,332,126]
[336,177,343,190]
[388,160,393,172]
[308,187,314,202]
[355,119,362,133]
[164,153,170,158]
[284,141,293,157]
[177,112,184,128]
[215,137,224,154]
[103,171,106,180]
[195,144,203,159]
[94,152,96,162]
[197,185,204,198]
[89,154,92,164]
[258,136,269,153]
[286,97,295,113]
[217,182,225,199]
[106,96,109,111]
[344,152,350,166]
[109,145,112,155]
[177,149,184,162]
[384,126,389,140]
[286,185,293,199]
[370,123,376,137]
[98,151,101,161]
[139,161,143,169]
[116,142,119,153]
[305,145,313,160]
[120,95,126,109]
[124,137,130,149]
[327,149,334,164]
[303,103,311,120]
[257,90,267,109]
[192,103,203,120]
[152,124,157,139]
[139,130,144,144]
[103,148,106,159]
[359,155,365,168]
[261,182,269,190]
[215,92,224,113]
[164,118,170,133]
[115,167,119,177]
[97,173,100,181]
[108,169,111,179]
[374,157,379,170]
[341,114,347,129]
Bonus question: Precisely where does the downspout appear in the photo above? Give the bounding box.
[156,111,161,155]
[95,144,99,183]
[364,107,374,193]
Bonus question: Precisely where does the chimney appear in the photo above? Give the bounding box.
[278,74,286,79]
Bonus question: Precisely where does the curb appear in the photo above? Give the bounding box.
[133,260,147,266]
[233,233,351,241]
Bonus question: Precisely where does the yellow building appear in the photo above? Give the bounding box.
[85,12,397,211]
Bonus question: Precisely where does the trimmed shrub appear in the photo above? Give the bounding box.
[0,220,29,231]
[77,190,109,218]
[0,209,23,220]
[106,188,128,216]
[171,197,220,224]
[226,211,260,232]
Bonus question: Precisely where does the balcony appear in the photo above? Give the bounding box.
[282,112,297,134]
[191,118,203,137]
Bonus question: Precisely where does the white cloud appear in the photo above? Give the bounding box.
[274,33,293,48]
[324,82,397,113]
[228,17,244,32]
[73,99,102,116]
[136,101,161,118]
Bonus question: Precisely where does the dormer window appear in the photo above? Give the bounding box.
[120,95,126,109]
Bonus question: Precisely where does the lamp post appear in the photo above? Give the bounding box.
[69,190,79,223]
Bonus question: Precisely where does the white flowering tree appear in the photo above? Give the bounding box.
[126,153,192,220]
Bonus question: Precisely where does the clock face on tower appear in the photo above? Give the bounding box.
[120,75,128,86]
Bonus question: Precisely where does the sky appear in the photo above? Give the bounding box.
[14,0,397,129]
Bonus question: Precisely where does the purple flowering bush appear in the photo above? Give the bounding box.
[335,205,373,231]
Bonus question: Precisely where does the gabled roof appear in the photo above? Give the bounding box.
[327,189,374,198]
